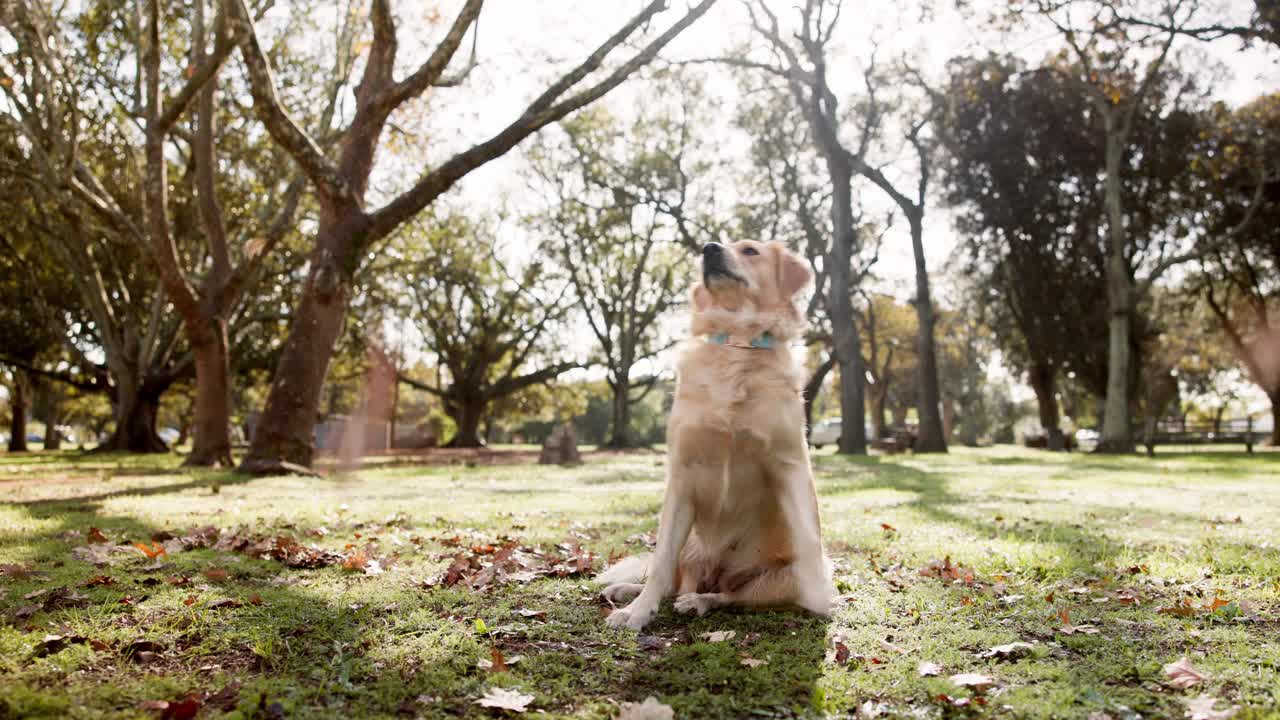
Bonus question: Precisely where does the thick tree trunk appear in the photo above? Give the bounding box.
[43,404,63,450]
[445,397,486,448]
[185,318,234,467]
[607,376,634,448]
[240,217,361,473]
[8,373,29,452]
[1098,125,1135,454]
[1028,361,1064,451]
[802,354,837,438]
[908,217,947,453]
[98,382,167,453]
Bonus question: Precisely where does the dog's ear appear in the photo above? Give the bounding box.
[774,244,813,297]
[691,283,713,311]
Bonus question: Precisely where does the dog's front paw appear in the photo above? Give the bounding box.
[606,602,656,630]
[674,593,715,616]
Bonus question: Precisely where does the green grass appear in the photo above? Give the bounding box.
[1,446,1278,719]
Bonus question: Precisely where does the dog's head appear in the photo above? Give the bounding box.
[690,241,813,339]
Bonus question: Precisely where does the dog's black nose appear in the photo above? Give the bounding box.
[702,242,725,257]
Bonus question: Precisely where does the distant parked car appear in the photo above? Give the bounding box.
[1074,428,1100,450]
[810,418,875,449]
[809,417,842,449]
[26,433,44,443]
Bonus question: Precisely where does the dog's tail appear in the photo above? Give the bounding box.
[595,554,651,584]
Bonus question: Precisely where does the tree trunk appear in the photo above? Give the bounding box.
[802,354,837,438]
[240,217,361,473]
[98,382,167,453]
[43,402,63,450]
[607,375,634,448]
[1098,123,1135,454]
[908,217,947,453]
[825,159,867,455]
[446,396,486,448]
[1269,390,1280,447]
[1028,361,1064,451]
[8,372,29,452]
[872,377,892,440]
[184,318,234,467]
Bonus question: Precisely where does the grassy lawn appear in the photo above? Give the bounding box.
[1,446,1278,719]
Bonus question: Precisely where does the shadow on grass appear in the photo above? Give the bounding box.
[816,454,1130,573]
[2,478,832,719]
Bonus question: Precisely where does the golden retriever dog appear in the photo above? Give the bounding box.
[598,240,835,631]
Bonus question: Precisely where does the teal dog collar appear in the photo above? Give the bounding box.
[707,332,775,349]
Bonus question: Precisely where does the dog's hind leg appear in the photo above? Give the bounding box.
[767,455,836,616]
[602,583,643,604]
[674,565,800,616]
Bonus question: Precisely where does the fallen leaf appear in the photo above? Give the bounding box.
[487,646,509,673]
[1204,596,1230,612]
[880,523,897,532]
[33,633,87,656]
[879,638,908,655]
[515,608,546,619]
[700,630,736,642]
[123,639,165,663]
[474,687,534,712]
[83,575,116,587]
[918,661,942,677]
[615,696,675,720]
[247,593,264,606]
[1183,695,1239,720]
[919,556,976,585]
[205,681,242,712]
[139,694,201,720]
[133,541,168,559]
[204,569,229,583]
[980,642,1036,660]
[87,527,109,544]
[1164,656,1208,689]
[182,595,199,606]
[208,598,242,610]
[828,636,852,665]
[740,657,768,667]
[0,563,41,580]
[950,673,996,692]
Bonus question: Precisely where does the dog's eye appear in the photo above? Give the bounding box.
[740,247,759,256]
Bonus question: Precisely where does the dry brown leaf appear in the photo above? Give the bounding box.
[204,569,229,583]
[87,527,109,544]
[980,641,1036,660]
[474,687,534,712]
[615,696,674,720]
[949,673,996,692]
[1183,695,1238,720]
[1164,657,1208,689]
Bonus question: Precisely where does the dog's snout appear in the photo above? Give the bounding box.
[702,242,725,258]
